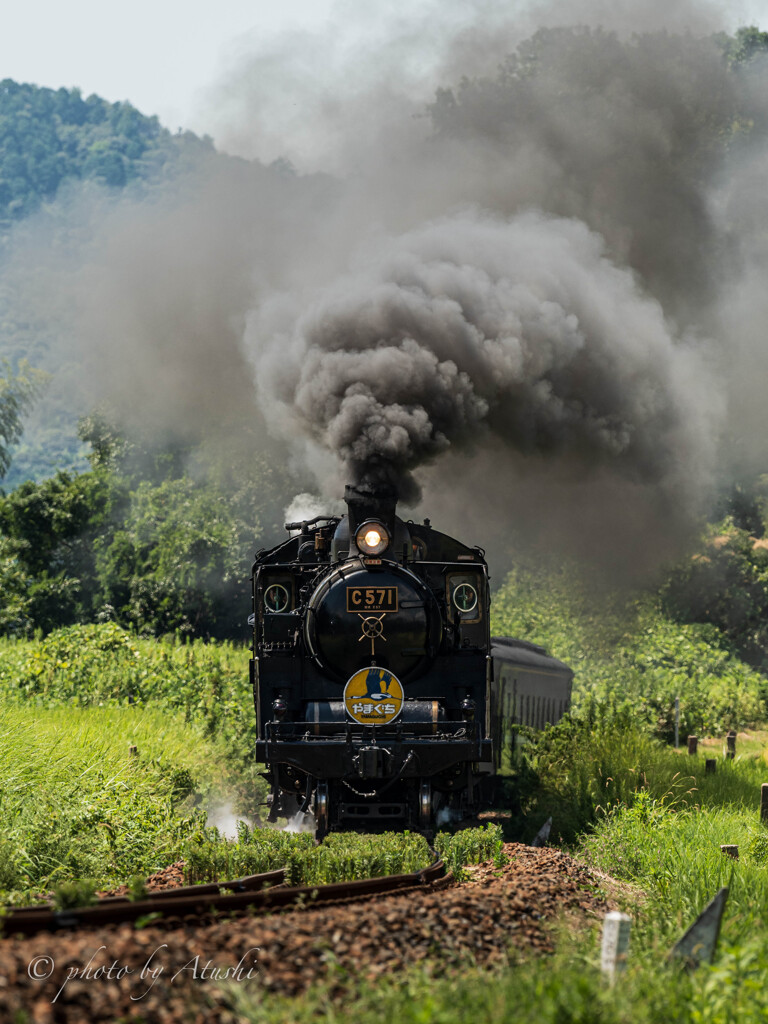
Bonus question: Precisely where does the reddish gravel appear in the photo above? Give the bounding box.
[98,862,187,899]
[0,844,609,1023]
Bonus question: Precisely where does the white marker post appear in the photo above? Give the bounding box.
[674,697,680,748]
[601,912,631,982]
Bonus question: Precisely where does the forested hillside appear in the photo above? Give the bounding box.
[0,83,294,638]
[0,82,222,487]
[0,80,213,227]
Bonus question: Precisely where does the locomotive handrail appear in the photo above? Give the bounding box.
[265,720,478,739]
[284,515,340,531]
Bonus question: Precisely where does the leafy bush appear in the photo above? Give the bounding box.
[492,564,765,740]
[183,824,501,887]
[183,825,315,885]
[435,823,506,880]
[52,879,98,911]
[0,622,252,747]
[184,826,434,886]
[286,830,432,886]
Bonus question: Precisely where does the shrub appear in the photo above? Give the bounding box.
[492,565,765,740]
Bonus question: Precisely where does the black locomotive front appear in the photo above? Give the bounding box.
[251,481,492,837]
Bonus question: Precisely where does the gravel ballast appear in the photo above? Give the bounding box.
[0,844,609,1023]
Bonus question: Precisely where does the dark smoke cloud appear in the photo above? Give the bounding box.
[248,211,719,508]
[9,0,768,572]
[217,0,747,569]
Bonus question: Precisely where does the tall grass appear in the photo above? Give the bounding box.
[581,794,768,945]
[221,948,768,1024]
[513,708,768,843]
[0,698,504,903]
[0,622,268,816]
[0,704,218,899]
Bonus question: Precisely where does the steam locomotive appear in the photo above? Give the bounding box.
[251,481,571,838]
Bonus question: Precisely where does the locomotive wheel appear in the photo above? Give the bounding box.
[314,780,329,842]
[418,780,432,830]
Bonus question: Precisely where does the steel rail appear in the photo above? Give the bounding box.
[2,860,448,938]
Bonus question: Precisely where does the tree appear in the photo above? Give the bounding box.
[660,520,768,671]
[95,476,245,637]
[0,468,110,633]
[718,25,768,67]
[0,359,47,479]
[0,411,292,638]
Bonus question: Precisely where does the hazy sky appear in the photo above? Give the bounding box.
[2,0,767,144]
[1,0,337,131]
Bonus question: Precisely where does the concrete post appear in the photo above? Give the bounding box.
[601,911,631,982]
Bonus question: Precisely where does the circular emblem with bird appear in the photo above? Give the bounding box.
[343,667,404,725]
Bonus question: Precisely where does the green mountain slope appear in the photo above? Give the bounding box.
[0,82,219,489]
[0,80,213,227]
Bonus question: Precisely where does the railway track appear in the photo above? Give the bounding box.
[0,844,610,1023]
[2,858,450,937]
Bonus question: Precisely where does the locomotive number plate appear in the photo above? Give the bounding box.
[346,586,398,613]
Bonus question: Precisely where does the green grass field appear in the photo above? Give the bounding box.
[0,625,508,905]
[3,586,768,1021]
[0,704,216,900]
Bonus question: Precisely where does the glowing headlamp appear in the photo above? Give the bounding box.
[356,520,390,556]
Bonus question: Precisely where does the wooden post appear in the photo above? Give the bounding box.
[705,758,716,774]
[726,731,736,760]
[601,911,631,981]
[129,745,138,757]
[687,736,698,755]
[761,784,768,824]
[720,845,739,860]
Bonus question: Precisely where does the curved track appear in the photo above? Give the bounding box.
[0,844,611,1024]
[2,859,449,937]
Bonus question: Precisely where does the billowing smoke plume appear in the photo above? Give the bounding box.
[8,0,768,571]
[219,0,742,549]
[249,211,718,508]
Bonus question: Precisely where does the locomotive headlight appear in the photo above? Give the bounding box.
[356,520,390,555]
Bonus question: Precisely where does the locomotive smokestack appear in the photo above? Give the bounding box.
[344,479,398,537]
